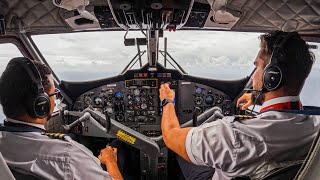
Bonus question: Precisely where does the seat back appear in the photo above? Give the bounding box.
[263,163,303,180]
[0,152,15,180]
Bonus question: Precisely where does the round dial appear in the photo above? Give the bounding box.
[128,101,134,105]
[84,96,92,106]
[94,97,103,106]
[141,103,148,110]
[141,89,147,96]
[105,107,113,114]
[141,97,147,103]
[141,110,147,116]
[106,101,112,107]
[127,95,133,100]
[216,95,224,104]
[195,96,203,105]
[133,89,140,96]
[205,95,214,105]
[135,96,141,103]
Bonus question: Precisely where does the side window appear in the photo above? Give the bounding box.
[301,43,320,107]
[0,43,23,122]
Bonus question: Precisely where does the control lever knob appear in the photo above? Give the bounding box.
[193,107,202,127]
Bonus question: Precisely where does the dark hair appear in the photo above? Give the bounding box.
[0,57,52,118]
[259,30,315,94]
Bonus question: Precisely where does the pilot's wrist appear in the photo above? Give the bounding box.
[105,160,118,167]
[163,102,174,109]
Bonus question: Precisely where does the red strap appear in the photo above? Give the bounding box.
[260,101,303,113]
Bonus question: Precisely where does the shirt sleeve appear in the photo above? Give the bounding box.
[185,117,265,174]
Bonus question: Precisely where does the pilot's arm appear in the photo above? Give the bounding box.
[160,83,192,161]
[160,84,263,176]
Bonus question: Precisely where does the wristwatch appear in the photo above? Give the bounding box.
[161,99,175,108]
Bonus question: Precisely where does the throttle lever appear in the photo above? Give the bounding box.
[193,107,202,127]
[63,112,90,131]
[104,111,111,133]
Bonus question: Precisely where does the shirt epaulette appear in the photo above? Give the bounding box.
[41,132,66,140]
[233,115,255,121]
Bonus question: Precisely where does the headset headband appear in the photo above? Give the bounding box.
[15,58,45,94]
[269,32,299,65]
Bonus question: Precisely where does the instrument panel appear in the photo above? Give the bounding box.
[72,72,234,136]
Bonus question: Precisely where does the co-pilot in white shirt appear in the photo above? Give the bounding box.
[186,96,320,179]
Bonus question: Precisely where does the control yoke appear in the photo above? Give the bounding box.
[62,108,160,158]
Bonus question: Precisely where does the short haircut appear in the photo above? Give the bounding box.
[0,57,52,118]
[259,31,315,94]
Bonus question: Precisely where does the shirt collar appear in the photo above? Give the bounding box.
[261,96,301,110]
[5,118,46,131]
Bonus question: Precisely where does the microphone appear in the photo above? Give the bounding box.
[244,88,267,93]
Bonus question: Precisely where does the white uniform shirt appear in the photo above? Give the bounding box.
[186,97,320,179]
[0,118,113,180]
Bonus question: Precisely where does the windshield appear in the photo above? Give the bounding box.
[32,31,261,81]
[31,31,320,107]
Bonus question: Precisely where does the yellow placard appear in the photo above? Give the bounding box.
[116,130,136,145]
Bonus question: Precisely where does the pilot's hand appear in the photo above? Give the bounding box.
[159,83,175,101]
[99,146,118,165]
[236,93,252,110]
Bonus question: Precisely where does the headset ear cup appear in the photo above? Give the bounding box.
[263,66,283,91]
[27,93,51,118]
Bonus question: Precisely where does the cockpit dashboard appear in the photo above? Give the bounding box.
[62,64,245,138]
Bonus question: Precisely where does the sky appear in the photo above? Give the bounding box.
[0,31,320,121]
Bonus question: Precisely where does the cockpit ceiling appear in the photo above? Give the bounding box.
[1,0,320,34]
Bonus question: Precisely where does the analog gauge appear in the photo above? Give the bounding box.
[127,94,133,100]
[84,96,92,106]
[195,87,203,94]
[128,101,134,105]
[216,95,224,104]
[116,114,124,122]
[128,106,134,110]
[194,96,203,105]
[141,103,148,110]
[141,110,147,116]
[106,101,112,107]
[135,96,141,103]
[94,97,103,106]
[205,95,214,105]
[141,89,147,96]
[127,117,134,122]
[141,97,147,102]
[147,117,155,123]
[105,107,113,114]
[133,89,140,96]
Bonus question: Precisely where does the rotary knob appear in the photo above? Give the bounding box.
[141,103,148,110]
[205,95,214,105]
[194,96,203,105]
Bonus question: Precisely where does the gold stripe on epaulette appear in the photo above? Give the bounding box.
[234,115,255,121]
[59,134,65,139]
[42,133,66,140]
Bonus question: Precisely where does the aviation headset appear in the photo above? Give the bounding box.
[15,58,51,118]
[262,32,299,92]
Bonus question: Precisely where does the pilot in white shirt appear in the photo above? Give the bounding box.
[160,31,319,179]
